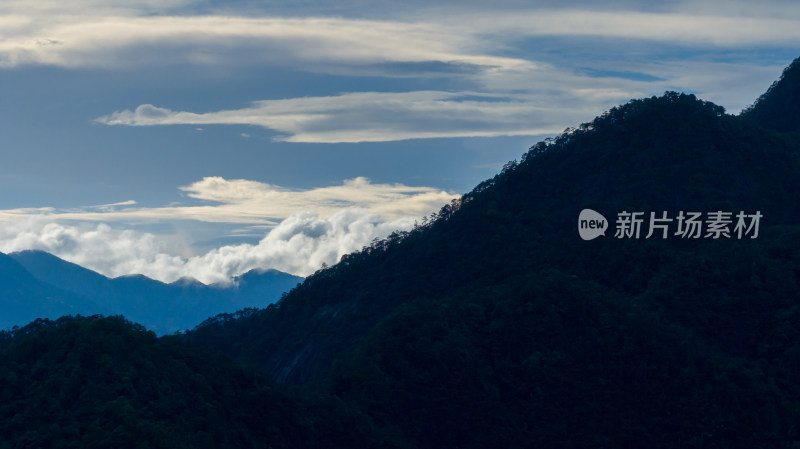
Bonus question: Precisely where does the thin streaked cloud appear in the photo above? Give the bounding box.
[0,177,458,225]
[1,10,799,69]
[95,91,598,143]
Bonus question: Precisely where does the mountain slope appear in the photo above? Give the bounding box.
[226,268,305,309]
[186,84,800,445]
[0,252,104,329]
[7,250,303,333]
[0,316,380,449]
[190,91,800,384]
[741,56,800,132]
[8,250,109,295]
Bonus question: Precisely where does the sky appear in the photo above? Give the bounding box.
[0,0,798,283]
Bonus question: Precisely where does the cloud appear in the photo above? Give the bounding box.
[179,176,456,220]
[0,14,527,70]
[1,6,798,84]
[0,8,798,69]
[443,9,800,46]
[6,3,797,142]
[0,209,417,283]
[0,176,457,224]
[0,217,191,280]
[0,176,458,282]
[87,200,137,212]
[180,208,413,282]
[95,91,610,143]
[97,57,778,141]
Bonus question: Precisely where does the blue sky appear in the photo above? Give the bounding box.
[0,0,797,283]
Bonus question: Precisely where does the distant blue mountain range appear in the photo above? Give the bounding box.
[0,250,303,334]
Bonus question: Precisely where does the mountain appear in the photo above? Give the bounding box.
[741,56,800,132]
[3,58,800,448]
[190,90,800,385]
[225,268,305,309]
[4,250,303,333]
[0,252,104,328]
[0,316,378,449]
[184,72,800,445]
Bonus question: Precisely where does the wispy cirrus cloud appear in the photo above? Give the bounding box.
[443,9,800,46]
[4,3,795,142]
[93,57,784,142]
[0,176,458,224]
[94,91,605,143]
[0,14,526,70]
[2,10,800,69]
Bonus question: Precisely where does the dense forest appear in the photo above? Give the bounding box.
[2,57,800,447]
[0,316,382,448]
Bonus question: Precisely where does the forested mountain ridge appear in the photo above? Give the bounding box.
[183,59,800,447]
[3,57,800,448]
[189,87,800,385]
[741,56,800,132]
[0,316,380,448]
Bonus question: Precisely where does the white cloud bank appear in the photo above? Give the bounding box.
[0,176,458,283]
[0,209,413,284]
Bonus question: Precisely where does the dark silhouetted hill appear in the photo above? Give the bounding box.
[190,91,800,383]
[186,74,800,446]
[741,56,800,132]
[0,315,380,449]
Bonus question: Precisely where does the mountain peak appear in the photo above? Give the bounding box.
[741,56,800,132]
[569,91,724,136]
[170,276,205,287]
